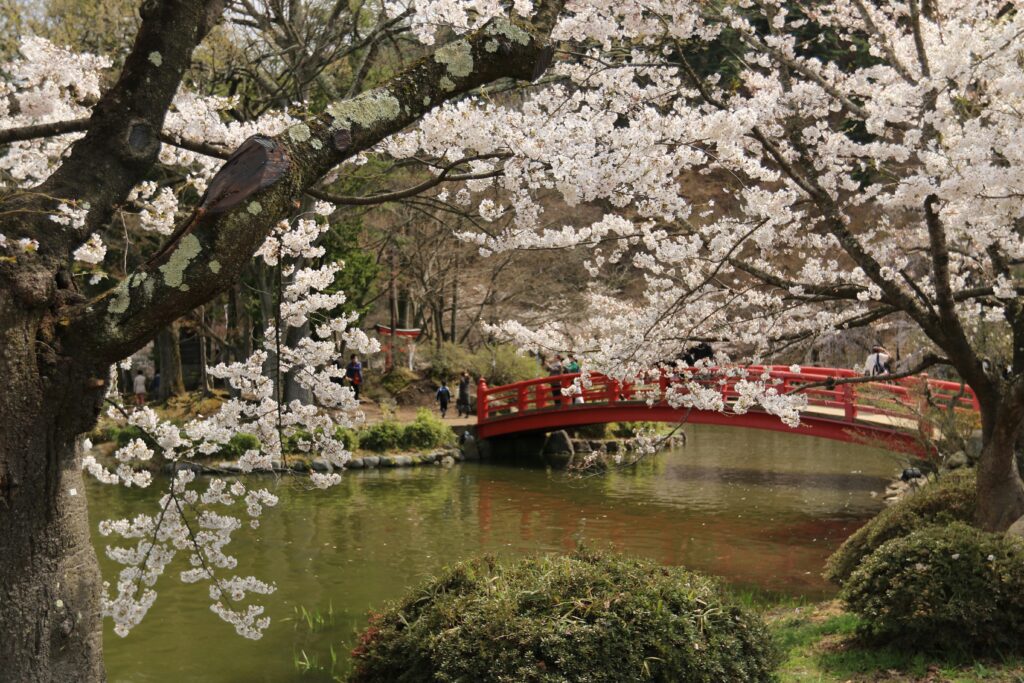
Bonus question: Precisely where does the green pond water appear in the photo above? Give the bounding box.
[89,424,902,682]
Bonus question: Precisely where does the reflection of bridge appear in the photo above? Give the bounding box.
[476,366,980,453]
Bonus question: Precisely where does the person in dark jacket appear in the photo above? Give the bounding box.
[345,354,363,401]
[457,371,472,418]
[436,381,452,418]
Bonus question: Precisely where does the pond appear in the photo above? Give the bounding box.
[90,424,902,682]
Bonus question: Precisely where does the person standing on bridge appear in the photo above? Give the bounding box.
[457,371,472,418]
[547,355,564,407]
[436,380,452,418]
[863,345,891,376]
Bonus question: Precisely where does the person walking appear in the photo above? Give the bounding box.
[863,345,890,376]
[457,371,472,418]
[345,354,363,401]
[436,380,452,418]
[132,369,147,407]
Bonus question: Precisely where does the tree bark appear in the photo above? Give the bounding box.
[0,298,107,682]
[975,393,1024,530]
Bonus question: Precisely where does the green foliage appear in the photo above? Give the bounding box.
[824,469,977,585]
[358,421,404,452]
[423,342,475,383]
[348,549,779,683]
[216,432,260,459]
[473,344,542,386]
[319,213,380,322]
[334,426,359,451]
[841,523,1024,654]
[379,366,417,398]
[608,421,662,438]
[111,425,145,447]
[401,409,455,449]
[425,342,542,386]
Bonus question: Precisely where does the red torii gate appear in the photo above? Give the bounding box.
[475,366,980,453]
[374,324,421,371]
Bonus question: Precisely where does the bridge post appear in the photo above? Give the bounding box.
[477,377,488,422]
[517,384,528,413]
[658,370,669,403]
[608,379,618,404]
[842,383,856,421]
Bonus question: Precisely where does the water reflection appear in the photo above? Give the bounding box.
[92,424,900,682]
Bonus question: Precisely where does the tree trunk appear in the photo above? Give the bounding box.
[976,395,1024,531]
[388,251,398,371]
[285,321,313,404]
[0,299,106,681]
[157,323,186,400]
[197,307,211,394]
[450,260,458,344]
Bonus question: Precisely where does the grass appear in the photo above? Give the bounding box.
[768,601,1024,682]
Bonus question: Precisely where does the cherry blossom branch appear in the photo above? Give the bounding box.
[0,118,90,145]
[306,153,508,206]
[65,6,565,364]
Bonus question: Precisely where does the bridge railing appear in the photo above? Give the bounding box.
[476,366,979,429]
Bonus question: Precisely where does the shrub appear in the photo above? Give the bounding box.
[111,425,146,447]
[824,468,976,585]
[424,342,475,383]
[358,421,404,452]
[841,522,1024,653]
[379,367,418,400]
[608,421,661,438]
[334,426,359,451]
[471,343,542,386]
[217,432,260,459]
[401,409,455,449]
[348,549,779,683]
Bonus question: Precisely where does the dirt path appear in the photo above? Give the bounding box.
[356,398,476,429]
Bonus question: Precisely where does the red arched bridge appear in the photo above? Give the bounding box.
[475,366,980,453]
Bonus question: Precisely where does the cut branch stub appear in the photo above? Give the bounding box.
[333,129,352,153]
[198,135,290,214]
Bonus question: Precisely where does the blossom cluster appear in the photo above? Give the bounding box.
[81,202,377,638]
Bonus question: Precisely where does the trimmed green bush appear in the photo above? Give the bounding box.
[358,421,404,452]
[217,432,260,459]
[401,409,455,449]
[348,549,779,682]
[841,522,1024,653]
[824,469,976,585]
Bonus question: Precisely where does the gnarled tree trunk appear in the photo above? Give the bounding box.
[975,394,1024,530]
[0,297,107,682]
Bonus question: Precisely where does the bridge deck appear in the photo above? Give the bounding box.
[475,366,977,452]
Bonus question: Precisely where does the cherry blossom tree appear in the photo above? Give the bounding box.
[4,0,1024,679]
[0,0,561,677]
[397,0,1024,530]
